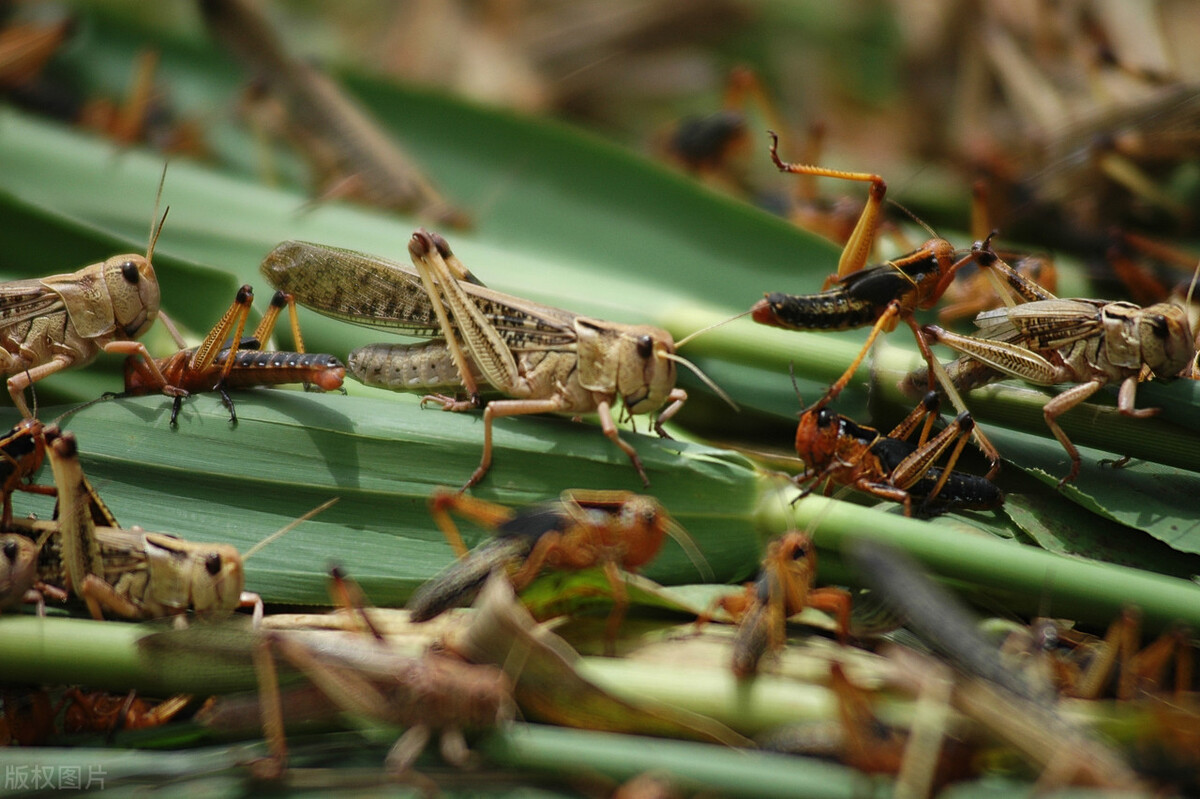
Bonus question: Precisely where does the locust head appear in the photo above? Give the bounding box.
[102,254,161,340]
[1138,303,1194,379]
[574,320,678,414]
[0,534,40,610]
[90,191,168,341]
[187,544,246,618]
[794,406,842,470]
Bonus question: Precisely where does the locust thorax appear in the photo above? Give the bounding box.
[794,407,840,468]
[1137,303,1194,379]
[574,319,677,415]
[769,531,816,609]
[102,254,161,340]
[616,495,669,568]
[187,544,245,618]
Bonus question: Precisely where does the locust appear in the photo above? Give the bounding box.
[121,284,345,425]
[8,427,256,621]
[243,565,513,779]
[200,0,467,227]
[698,531,852,678]
[0,183,182,417]
[794,389,1003,518]
[0,532,51,613]
[261,230,720,489]
[0,417,54,528]
[916,243,1195,485]
[407,489,709,654]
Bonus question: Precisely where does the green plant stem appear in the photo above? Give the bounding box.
[481,723,884,798]
[758,490,1200,632]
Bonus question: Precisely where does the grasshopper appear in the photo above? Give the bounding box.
[0,533,47,613]
[200,0,467,227]
[699,531,852,678]
[794,390,1003,517]
[27,427,256,621]
[917,244,1195,485]
[122,285,345,425]
[0,417,54,528]
[0,192,182,418]
[408,489,710,653]
[262,230,716,488]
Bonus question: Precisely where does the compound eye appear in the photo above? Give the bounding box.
[205,553,222,575]
[816,408,836,427]
[121,260,140,284]
[636,335,653,360]
[791,543,808,560]
[3,540,16,561]
[1147,315,1168,338]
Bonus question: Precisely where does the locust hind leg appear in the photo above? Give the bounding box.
[428,489,517,558]
[767,132,886,282]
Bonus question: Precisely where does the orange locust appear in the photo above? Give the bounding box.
[60,689,192,737]
[407,489,709,654]
[0,417,54,528]
[701,531,851,678]
[757,661,980,790]
[121,284,344,425]
[794,390,1003,517]
[662,66,788,197]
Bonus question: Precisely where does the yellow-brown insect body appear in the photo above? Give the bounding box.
[0,254,162,415]
[38,428,249,621]
[41,254,160,347]
[136,534,244,619]
[924,282,1196,483]
[0,534,39,611]
[263,233,690,487]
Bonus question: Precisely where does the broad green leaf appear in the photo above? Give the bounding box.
[989,426,1200,557]
[7,393,764,606]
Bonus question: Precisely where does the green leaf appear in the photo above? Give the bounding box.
[990,426,1200,557]
[9,394,764,606]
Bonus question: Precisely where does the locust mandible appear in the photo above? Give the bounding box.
[261,230,721,489]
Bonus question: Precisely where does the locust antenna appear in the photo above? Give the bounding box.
[888,198,938,240]
[664,515,713,582]
[1184,256,1200,313]
[674,308,751,349]
[147,163,169,260]
[788,362,804,411]
[243,498,339,560]
[659,351,739,412]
